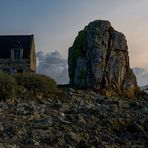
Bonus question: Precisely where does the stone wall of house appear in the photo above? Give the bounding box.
[30,41,36,72]
[0,59,31,74]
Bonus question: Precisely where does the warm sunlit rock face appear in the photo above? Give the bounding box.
[68,20,138,97]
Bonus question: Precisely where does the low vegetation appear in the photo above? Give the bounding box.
[14,73,57,95]
[0,73,57,100]
[0,73,17,100]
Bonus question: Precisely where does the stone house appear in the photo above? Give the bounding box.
[0,35,36,74]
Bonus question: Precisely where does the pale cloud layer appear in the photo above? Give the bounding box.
[36,52,148,86]
[133,67,148,86]
[36,51,69,84]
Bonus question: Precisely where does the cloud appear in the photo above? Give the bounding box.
[36,51,69,84]
[133,67,148,86]
[36,51,148,86]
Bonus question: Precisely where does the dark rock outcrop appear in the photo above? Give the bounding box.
[68,20,138,97]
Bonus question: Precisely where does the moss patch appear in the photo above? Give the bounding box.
[79,69,87,80]
[72,30,86,66]
[69,30,86,82]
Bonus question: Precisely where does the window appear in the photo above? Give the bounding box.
[17,69,23,73]
[9,67,16,74]
[14,49,20,59]
[3,68,9,74]
[10,48,23,60]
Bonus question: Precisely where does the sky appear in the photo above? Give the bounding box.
[0,0,148,67]
[0,0,148,84]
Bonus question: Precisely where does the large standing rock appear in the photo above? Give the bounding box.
[68,20,139,97]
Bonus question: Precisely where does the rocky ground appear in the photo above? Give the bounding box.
[0,86,148,148]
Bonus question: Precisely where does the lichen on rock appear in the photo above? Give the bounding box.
[68,20,139,97]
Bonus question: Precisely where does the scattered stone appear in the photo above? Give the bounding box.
[32,118,53,129]
[0,90,147,147]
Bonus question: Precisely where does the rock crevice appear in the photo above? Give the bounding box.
[68,20,138,97]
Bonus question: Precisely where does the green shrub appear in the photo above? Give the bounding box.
[14,73,57,97]
[0,73,17,100]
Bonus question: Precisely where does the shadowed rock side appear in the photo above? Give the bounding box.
[68,20,138,97]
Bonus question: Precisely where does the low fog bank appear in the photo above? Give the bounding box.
[36,51,69,84]
[36,51,147,86]
[133,67,148,86]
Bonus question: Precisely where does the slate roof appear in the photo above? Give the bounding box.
[0,35,34,59]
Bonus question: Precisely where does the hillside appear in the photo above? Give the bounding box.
[0,85,148,147]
